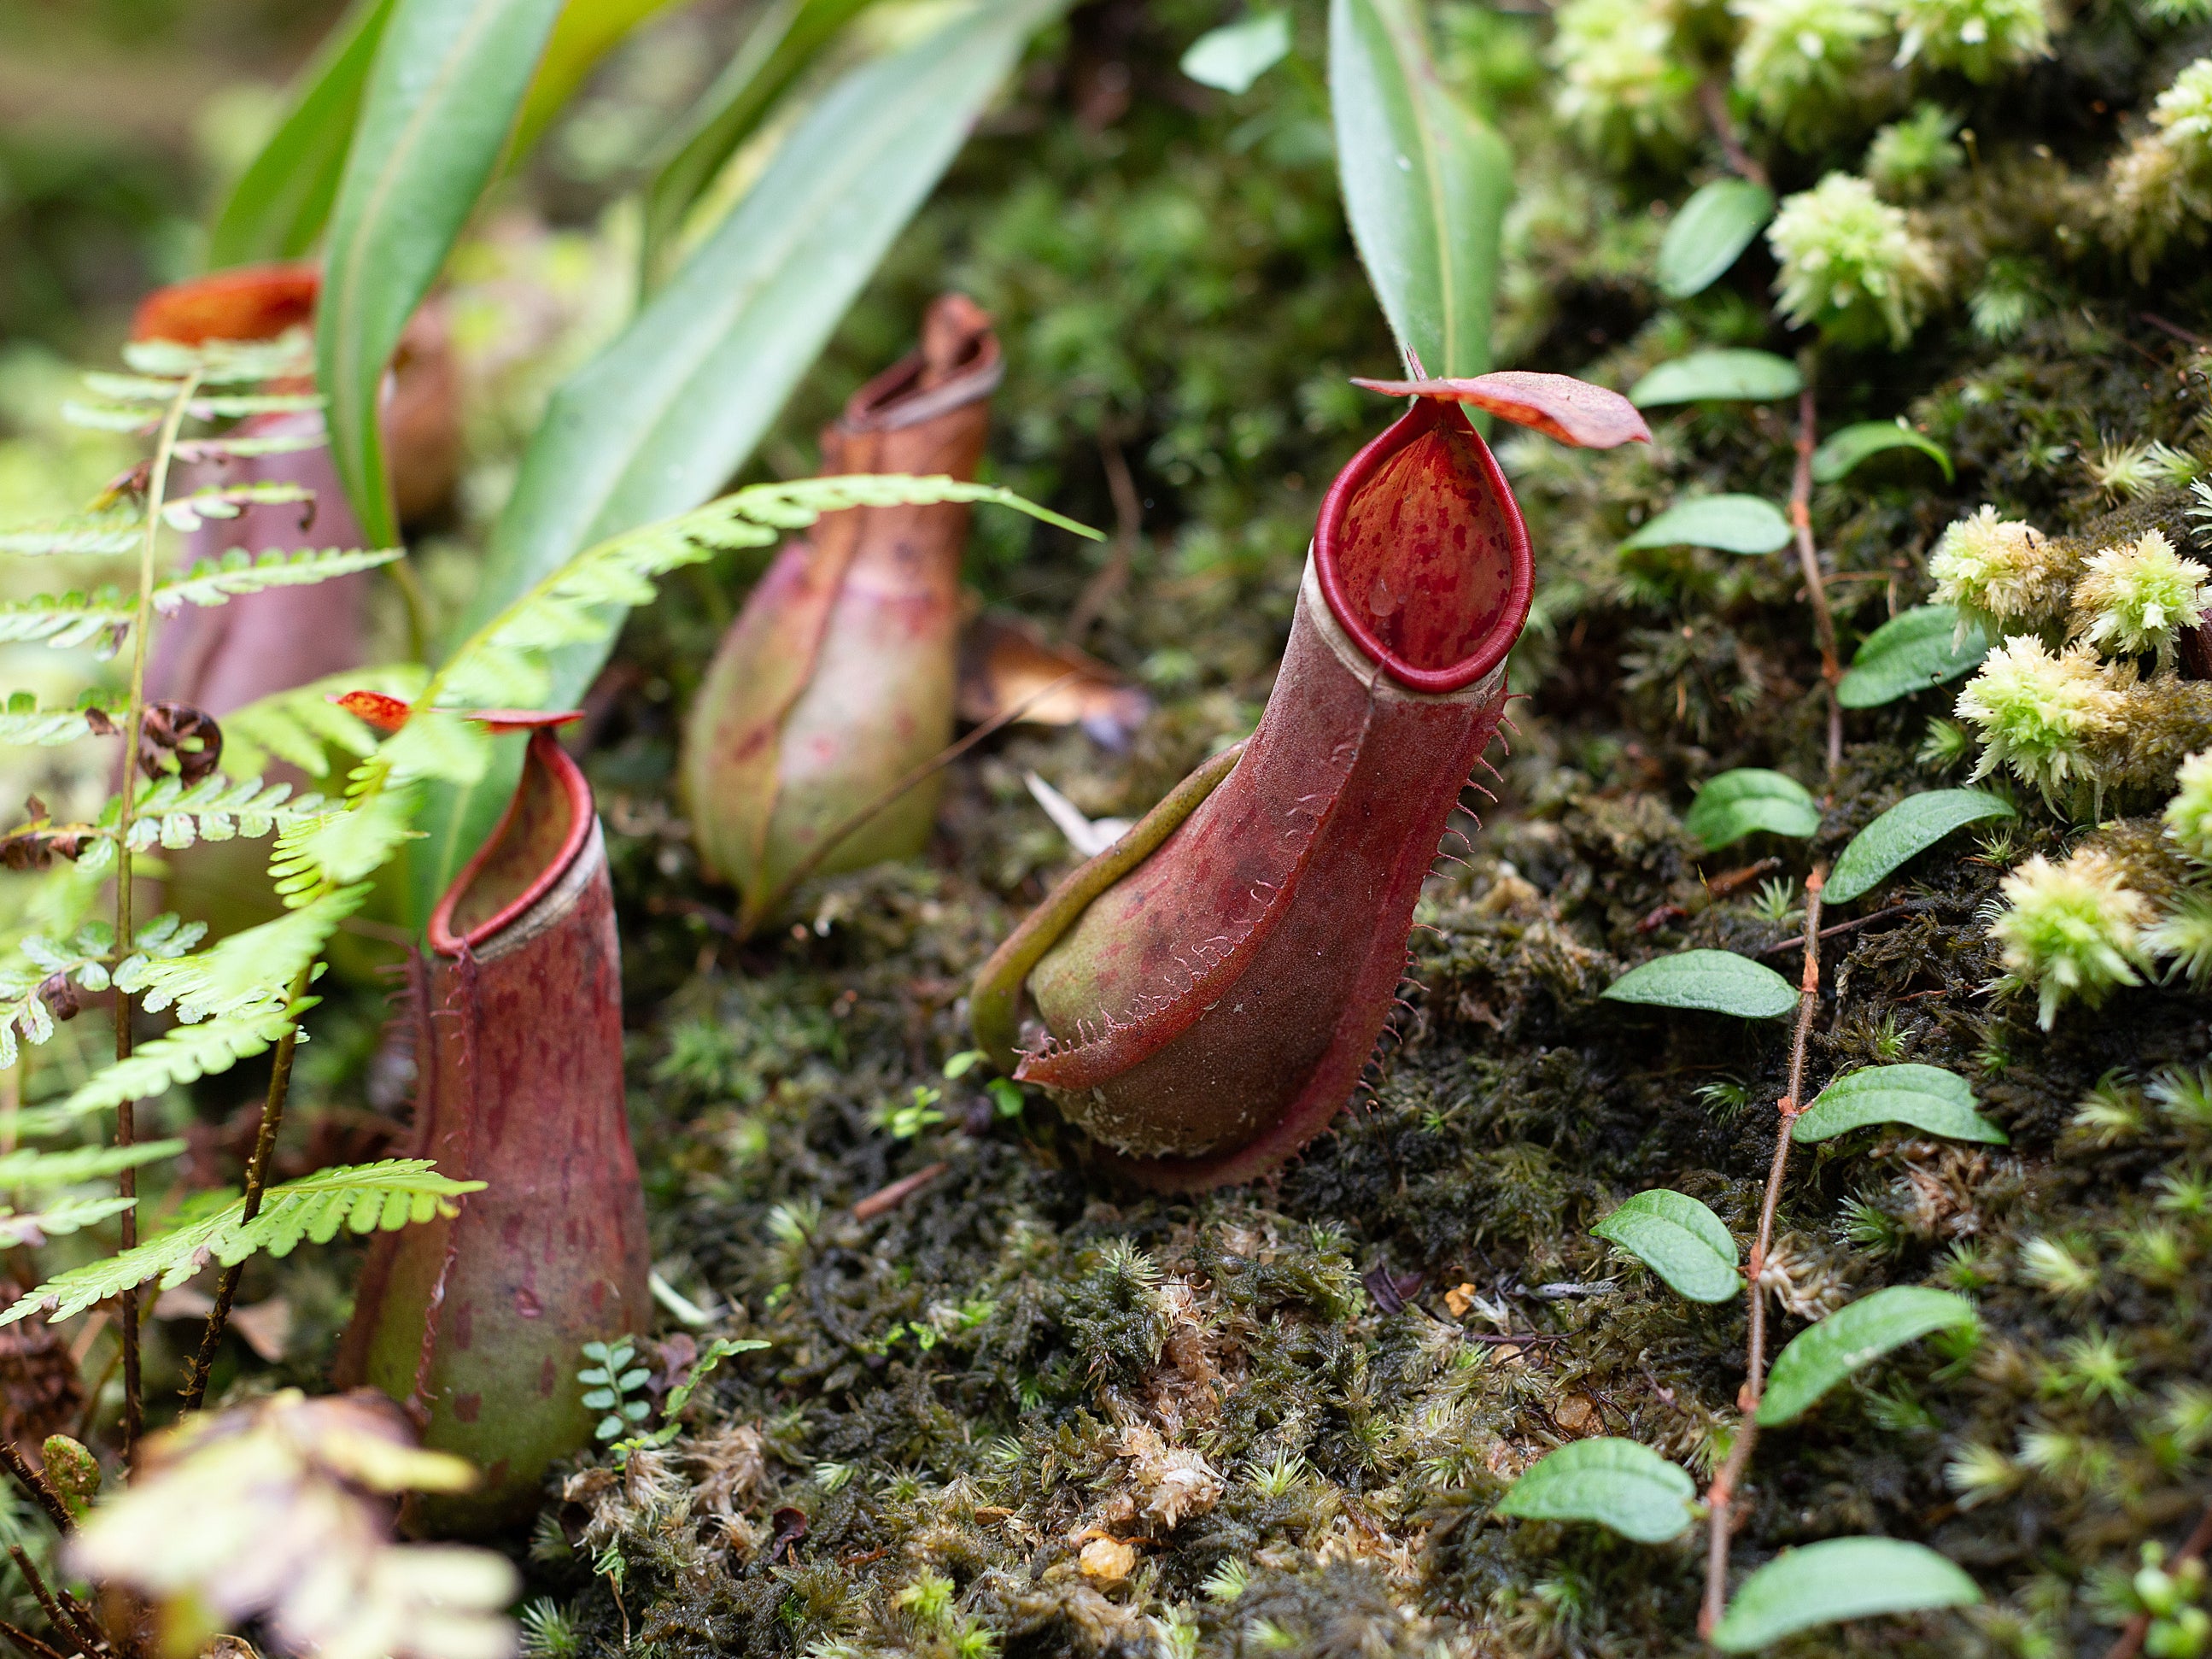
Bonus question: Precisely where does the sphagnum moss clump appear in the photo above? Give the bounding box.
[1955,636,2126,808]
[2069,529,2212,670]
[1928,504,2073,642]
[2164,748,2212,862]
[1892,0,2055,80]
[1992,851,2155,1027]
[1769,173,1945,347]
[1729,0,1890,132]
[1547,0,1699,158]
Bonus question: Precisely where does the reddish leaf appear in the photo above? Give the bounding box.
[330,690,411,732]
[1351,371,1652,449]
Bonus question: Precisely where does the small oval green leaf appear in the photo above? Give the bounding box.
[1656,179,1775,299]
[1601,950,1799,1020]
[1758,1287,1979,1427]
[1629,349,1803,407]
[1183,10,1293,92]
[1794,1064,2007,1146]
[1811,419,1954,484]
[1620,495,1793,555]
[1683,768,1820,850]
[1825,788,2016,903]
[1495,1437,1698,1542]
[1590,1188,1742,1304]
[1712,1537,1981,1651]
[1835,605,1990,708]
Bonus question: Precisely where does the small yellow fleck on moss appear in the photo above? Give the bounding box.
[1079,1535,1138,1584]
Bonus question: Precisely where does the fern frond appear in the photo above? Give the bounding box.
[59,1000,310,1117]
[0,510,143,558]
[171,431,325,464]
[61,402,161,435]
[154,547,402,613]
[184,393,324,420]
[0,1195,138,1249]
[79,371,185,403]
[117,773,329,853]
[0,985,57,1071]
[0,691,126,747]
[268,783,419,900]
[431,475,1098,717]
[0,1140,186,1189]
[161,481,317,533]
[0,590,133,654]
[0,1159,482,1326]
[376,710,491,788]
[123,334,312,384]
[121,885,366,1022]
[221,665,429,780]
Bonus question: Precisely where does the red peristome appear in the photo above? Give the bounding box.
[974,397,1531,1190]
[1351,371,1653,451]
[131,262,319,345]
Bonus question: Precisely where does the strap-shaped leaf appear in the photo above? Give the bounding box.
[318,0,567,546]
[1331,0,1508,381]
[417,0,1068,926]
[154,547,403,613]
[0,1159,483,1326]
[639,0,882,287]
[207,0,397,266]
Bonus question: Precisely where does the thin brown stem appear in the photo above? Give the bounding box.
[1700,867,1825,1639]
[181,965,312,1411]
[738,672,1081,937]
[110,368,200,1466]
[1697,79,1770,189]
[0,1616,69,1659]
[7,1548,97,1659]
[1788,382,1844,780]
[0,1437,76,1537]
[2100,1499,2212,1659]
[1066,423,1141,642]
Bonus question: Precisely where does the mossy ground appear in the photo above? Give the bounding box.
[9,0,2211,1654]
[469,6,2212,1656]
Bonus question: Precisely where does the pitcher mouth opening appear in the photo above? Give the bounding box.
[1314,396,1534,695]
[428,729,594,956]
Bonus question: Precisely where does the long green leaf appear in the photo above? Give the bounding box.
[1495,1438,1697,1542]
[639,0,884,290]
[408,0,1064,926]
[1590,1188,1742,1304]
[1330,0,1510,378]
[207,0,396,267]
[510,0,688,163]
[317,0,566,547]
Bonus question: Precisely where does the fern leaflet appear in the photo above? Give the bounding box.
[0,589,133,654]
[154,547,402,613]
[59,1000,310,1117]
[0,1140,186,1188]
[0,1194,138,1249]
[121,885,366,1022]
[161,481,317,532]
[221,665,430,779]
[0,511,142,558]
[0,1160,483,1325]
[0,690,126,746]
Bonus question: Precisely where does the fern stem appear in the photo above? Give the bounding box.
[110,366,200,1464]
[6,1545,98,1658]
[181,965,311,1412]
